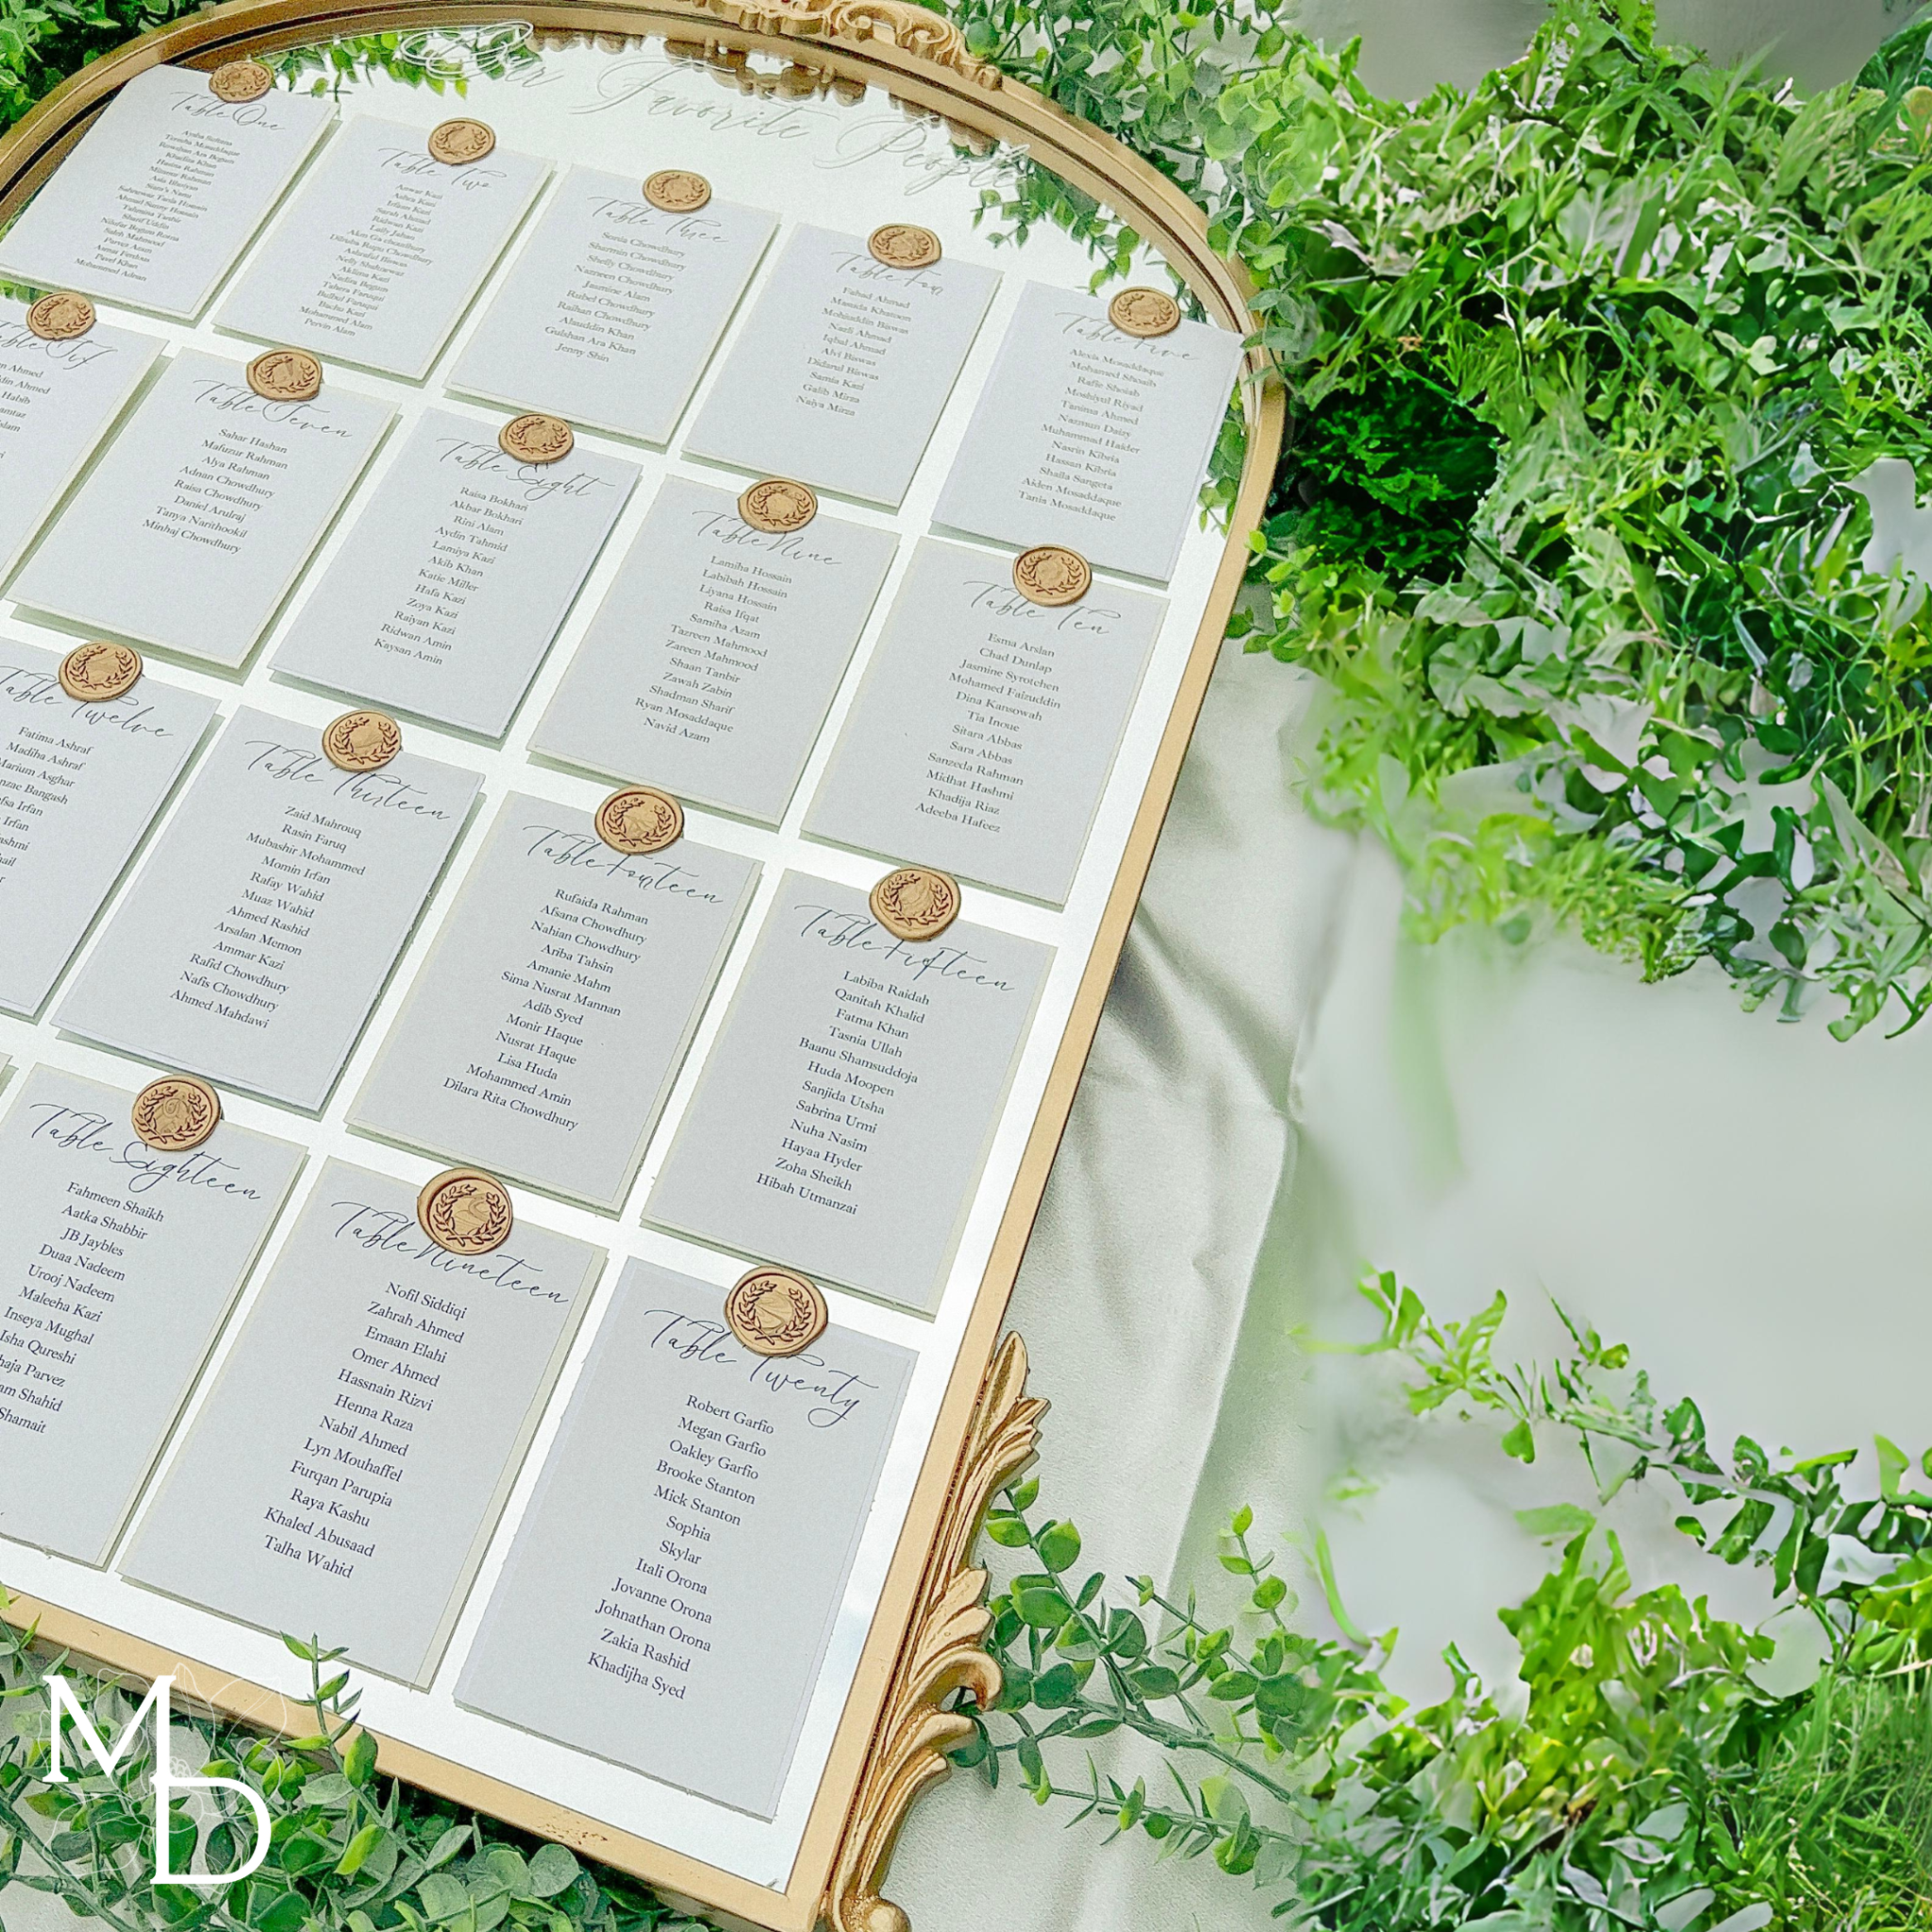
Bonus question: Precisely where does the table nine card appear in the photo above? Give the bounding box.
[217,118,550,380]
[0,1067,302,1566]
[684,225,998,508]
[352,796,757,1209]
[11,350,393,670]
[649,875,1049,1310]
[458,1258,912,1817]
[0,67,334,321]
[273,410,637,737]
[530,475,896,823]
[0,639,215,1017]
[56,708,479,1110]
[451,168,775,444]
[124,1161,602,1685]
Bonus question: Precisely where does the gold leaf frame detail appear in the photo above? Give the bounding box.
[703,0,1001,88]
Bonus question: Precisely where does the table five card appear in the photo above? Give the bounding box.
[124,1161,602,1685]
[0,1068,303,1565]
[530,475,896,823]
[353,797,757,1209]
[56,708,479,1110]
[458,1258,912,1817]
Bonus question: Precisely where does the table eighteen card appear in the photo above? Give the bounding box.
[458,1258,912,1817]
[0,1067,302,1565]
[352,797,757,1209]
[124,1161,602,1685]
[805,539,1165,905]
[684,225,998,508]
[56,708,479,1110]
[649,875,1049,1310]
[450,168,776,445]
[12,351,393,670]
[0,68,334,321]
[217,118,550,381]
[272,411,637,737]
[0,639,215,1017]
[530,475,896,824]
[933,281,1247,581]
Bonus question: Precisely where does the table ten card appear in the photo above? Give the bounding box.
[530,475,896,823]
[684,225,998,508]
[124,1161,602,1685]
[0,1067,303,1565]
[353,796,757,1209]
[451,167,775,444]
[273,410,637,737]
[11,350,393,670]
[649,875,1049,1309]
[0,67,334,321]
[56,708,479,1110]
[458,1257,912,1816]
[217,117,550,380]
[0,639,215,1017]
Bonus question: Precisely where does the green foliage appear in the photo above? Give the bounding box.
[0,0,204,131]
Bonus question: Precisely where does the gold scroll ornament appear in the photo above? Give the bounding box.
[702,0,1004,90]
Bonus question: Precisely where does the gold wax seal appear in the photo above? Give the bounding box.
[208,59,274,104]
[323,709,402,773]
[1108,286,1182,339]
[738,477,817,534]
[417,1168,513,1256]
[870,865,960,942]
[25,291,94,341]
[1013,544,1091,607]
[58,641,142,703]
[428,118,496,165]
[724,1267,827,1358]
[643,168,711,212]
[595,786,683,855]
[498,412,574,464]
[131,1075,222,1153]
[868,224,941,269]
[246,348,322,402]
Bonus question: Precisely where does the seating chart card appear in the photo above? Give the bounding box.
[530,475,896,823]
[217,118,551,380]
[805,538,1165,905]
[0,1067,303,1564]
[684,225,998,507]
[352,796,758,1209]
[458,1257,912,1817]
[649,874,1049,1309]
[124,1160,602,1685]
[0,639,215,1017]
[272,410,638,737]
[0,67,335,321]
[56,708,479,1110]
[451,168,776,444]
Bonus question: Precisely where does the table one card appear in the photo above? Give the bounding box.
[11,351,393,671]
[649,875,1049,1310]
[125,1161,602,1685]
[684,225,998,508]
[353,796,758,1209]
[0,639,215,1017]
[0,67,335,321]
[451,168,776,444]
[273,410,638,737]
[806,539,1165,906]
[458,1258,912,1817]
[56,708,480,1111]
[0,1067,303,1565]
[530,475,896,824]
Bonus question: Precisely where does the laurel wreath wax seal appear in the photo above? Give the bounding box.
[724,1267,828,1358]
[417,1169,514,1256]
[498,413,574,465]
[131,1074,222,1152]
[870,865,961,942]
[322,710,402,774]
[59,641,142,703]
[1108,286,1182,339]
[25,292,94,341]
[1012,543,1091,608]
[738,477,818,534]
[428,118,495,165]
[208,59,274,103]
[246,348,323,403]
[643,168,711,212]
[594,786,683,855]
[868,224,942,269]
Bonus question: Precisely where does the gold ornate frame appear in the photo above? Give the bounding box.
[0,8,1284,1926]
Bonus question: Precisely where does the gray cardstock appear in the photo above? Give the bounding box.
[0,68,335,322]
[272,410,638,737]
[216,118,551,381]
[805,538,1165,905]
[451,168,776,444]
[684,225,998,508]
[352,796,758,1209]
[0,640,216,1017]
[530,475,896,824]
[12,351,394,670]
[0,1066,304,1566]
[124,1159,603,1686]
[457,1257,912,1817]
[56,708,480,1110]
[648,874,1049,1309]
